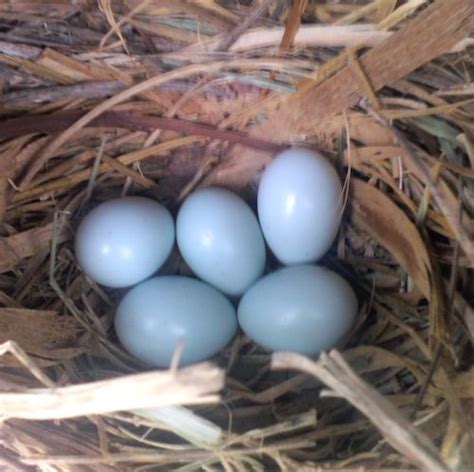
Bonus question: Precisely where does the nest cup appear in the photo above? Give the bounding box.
[0,0,473,470]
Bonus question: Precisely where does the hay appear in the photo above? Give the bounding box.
[0,0,473,470]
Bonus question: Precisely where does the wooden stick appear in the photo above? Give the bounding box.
[278,0,308,53]
[0,361,223,420]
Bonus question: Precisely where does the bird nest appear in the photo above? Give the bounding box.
[0,1,473,471]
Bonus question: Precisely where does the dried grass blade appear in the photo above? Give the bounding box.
[362,103,474,265]
[272,351,449,471]
[351,179,432,299]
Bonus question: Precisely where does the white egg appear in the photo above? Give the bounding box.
[238,265,357,356]
[258,148,343,264]
[115,276,237,367]
[177,187,266,296]
[75,197,174,288]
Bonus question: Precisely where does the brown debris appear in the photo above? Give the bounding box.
[0,309,86,364]
[0,223,69,273]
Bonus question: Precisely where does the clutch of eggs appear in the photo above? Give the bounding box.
[74,147,355,366]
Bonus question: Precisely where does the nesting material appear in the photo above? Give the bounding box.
[0,0,473,470]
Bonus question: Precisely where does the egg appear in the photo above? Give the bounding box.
[177,187,266,296]
[114,276,237,367]
[238,265,357,356]
[258,148,343,264]
[75,197,174,288]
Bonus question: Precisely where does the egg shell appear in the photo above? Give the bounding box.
[177,187,266,296]
[238,265,357,356]
[75,197,174,288]
[115,276,238,367]
[258,148,343,264]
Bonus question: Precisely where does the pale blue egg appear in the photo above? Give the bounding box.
[115,276,238,367]
[238,265,357,356]
[258,148,343,264]
[177,188,266,296]
[75,197,174,288]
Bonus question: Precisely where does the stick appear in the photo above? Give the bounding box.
[0,362,224,420]
[278,0,308,53]
[0,110,284,154]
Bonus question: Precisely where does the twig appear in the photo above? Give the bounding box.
[0,110,285,154]
[278,0,308,54]
[0,362,224,420]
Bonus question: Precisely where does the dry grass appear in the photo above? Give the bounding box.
[0,0,473,470]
